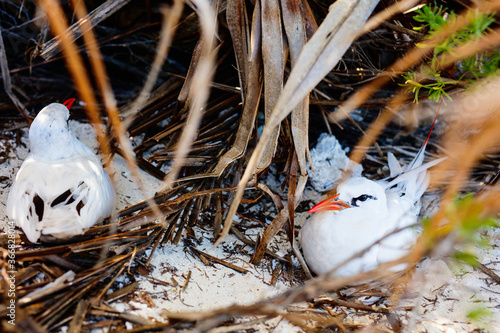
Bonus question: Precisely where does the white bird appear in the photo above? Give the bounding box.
[300,128,445,277]
[7,99,116,243]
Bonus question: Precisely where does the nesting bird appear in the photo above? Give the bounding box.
[300,132,444,277]
[7,99,116,243]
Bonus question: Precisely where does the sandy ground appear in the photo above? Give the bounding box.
[1,120,499,332]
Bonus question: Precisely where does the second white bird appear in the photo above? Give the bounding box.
[300,139,444,277]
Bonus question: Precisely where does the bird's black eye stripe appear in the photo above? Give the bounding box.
[351,194,376,207]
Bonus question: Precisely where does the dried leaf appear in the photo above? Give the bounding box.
[256,0,284,172]
[282,0,310,174]
[162,0,218,190]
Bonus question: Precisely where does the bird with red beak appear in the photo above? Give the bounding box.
[7,99,116,243]
[300,142,445,277]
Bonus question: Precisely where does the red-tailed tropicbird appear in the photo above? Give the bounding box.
[7,99,116,243]
[300,126,445,277]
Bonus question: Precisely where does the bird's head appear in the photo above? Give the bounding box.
[29,99,77,159]
[309,177,387,214]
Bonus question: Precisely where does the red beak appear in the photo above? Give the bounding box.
[308,193,351,213]
[62,98,75,110]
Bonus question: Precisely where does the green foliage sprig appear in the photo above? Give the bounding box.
[400,4,499,103]
[401,68,458,103]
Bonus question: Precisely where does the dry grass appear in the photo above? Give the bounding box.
[0,0,499,331]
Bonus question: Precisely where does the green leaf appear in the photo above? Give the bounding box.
[453,251,478,267]
[466,307,493,321]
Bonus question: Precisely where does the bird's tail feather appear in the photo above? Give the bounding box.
[384,157,446,190]
[382,105,444,200]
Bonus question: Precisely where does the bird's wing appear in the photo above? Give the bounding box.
[384,157,446,190]
[7,156,115,241]
[7,162,42,243]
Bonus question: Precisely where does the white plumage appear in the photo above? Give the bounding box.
[300,139,444,277]
[7,101,116,243]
